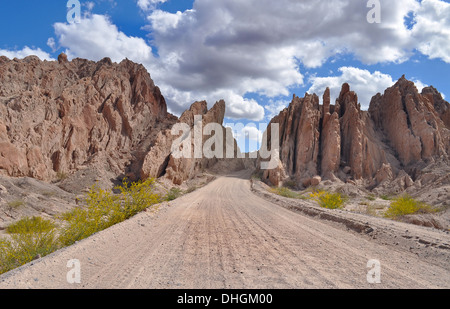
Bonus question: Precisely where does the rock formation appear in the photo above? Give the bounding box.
[0,54,175,183]
[141,100,245,185]
[0,54,247,189]
[369,76,448,167]
[261,76,450,199]
[0,54,448,207]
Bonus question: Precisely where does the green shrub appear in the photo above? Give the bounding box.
[6,217,56,235]
[309,190,346,209]
[283,180,298,189]
[166,187,183,201]
[251,171,263,181]
[1,178,161,275]
[366,195,376,201]
[58,178,160,247]
[1,217,58,274]
[185,185,198,194]
[380,194,393,201]
[384,195,436,219]
[271,187,308,200]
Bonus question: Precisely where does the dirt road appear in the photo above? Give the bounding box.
[1,170,449,288]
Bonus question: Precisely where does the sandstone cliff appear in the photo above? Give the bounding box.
[0,54,176,184]
[141,100,245,185]
[261,77,450,203]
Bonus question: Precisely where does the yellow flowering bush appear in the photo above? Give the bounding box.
[1,178,161,275]
[309,190,346,209]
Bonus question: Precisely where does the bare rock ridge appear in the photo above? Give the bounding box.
[261,76,450,206]
[141,99,245,185]
[0,54,242,188]
[0,54,449,209]
[0,54,175,183]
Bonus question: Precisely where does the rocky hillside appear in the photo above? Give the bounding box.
[141,99,245,185]
[261,76,450,207]
[0,54,448,210]
[0,54,177,184]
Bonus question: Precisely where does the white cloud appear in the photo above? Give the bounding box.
[162,86,265,121]
[147,10,184,33]
[413,79,428,93]
[84,1,95,11]
[137,0,167,11]
[264,99,289,119]
[0,46,54,61]
[308,67,396,110]
[226,122,266,153]
[411,0,450,63]
[47,38,57,52]
[53,14,155,65]
[230,124,264,142]
[48,0,450,121]
[142,0,433,119]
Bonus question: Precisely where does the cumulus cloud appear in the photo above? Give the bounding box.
[226,122,266,153]
[143,0,444,119]
[308,67,397,110]
[411,0,450,63]
[0,46,54,61]
[48,0,449,121]
[53,14,155,65]
[264,99,289,120]
[137,0,167,11]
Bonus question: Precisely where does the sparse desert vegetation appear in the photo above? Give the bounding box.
[0,178,161,275]
[384,195,438,219]
[270,187,307,200]
[166,187,183,201]
[267,184,445,224]
[0,217,58,275]
[308,190,347,210]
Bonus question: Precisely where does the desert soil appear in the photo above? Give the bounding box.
[1,170,449,289]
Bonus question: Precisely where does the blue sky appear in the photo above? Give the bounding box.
[1,0,449,152]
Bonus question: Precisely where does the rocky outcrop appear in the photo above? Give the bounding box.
[421,86,450,130]
[267,93,321,186]
[141,100,245,185]
[0,54,175,182]
[0,54,248,187]
[369,76,448,167]
[1,54,448,202]
[261,76,450,194]
[320,88,340,180]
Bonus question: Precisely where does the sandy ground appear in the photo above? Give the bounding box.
[1,170,449,289]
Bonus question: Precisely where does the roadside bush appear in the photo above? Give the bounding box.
[0,178,161,275]
[309,190,346,209]
[59,178,160,247]
[1,217,58,274]
[380,194,393,201]
[116,178,161,220]
[384,195,436,219]
[271,187,308,200]
[6,216,56,234]
[166,187,183,201]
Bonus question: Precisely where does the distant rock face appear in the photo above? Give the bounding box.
[262,77,450,191]
[0,54,175,182]
[369,76,448,167]
[141,100,245,185]
[1,54,448,198]
[269,93,321,186]
[421,85,450,130]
